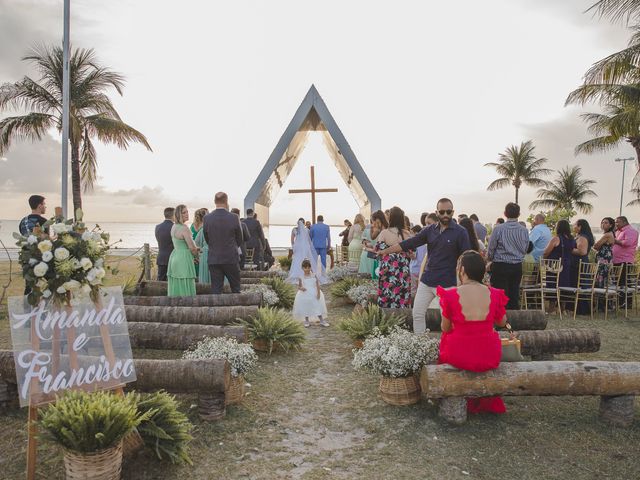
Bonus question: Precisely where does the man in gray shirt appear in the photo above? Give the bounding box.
[470,214,487,244]
[487,203,529,310]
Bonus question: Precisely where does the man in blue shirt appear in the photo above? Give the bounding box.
[375,198,470,334]
[310,215,331,269]
[529,213,551,262]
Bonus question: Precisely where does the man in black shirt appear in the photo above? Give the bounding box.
[19,195,47,236]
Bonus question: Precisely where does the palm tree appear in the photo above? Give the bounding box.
[484,140,552,204]
[0,45,151,214]
[529,166,597,214]
[587,0,640,24]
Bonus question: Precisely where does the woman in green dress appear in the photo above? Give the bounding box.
[348,214,366,268]
[194,210,211,284]
[168,204,199,297]
[190,208,208,278]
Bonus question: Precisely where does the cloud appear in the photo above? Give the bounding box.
[0,135,62,193]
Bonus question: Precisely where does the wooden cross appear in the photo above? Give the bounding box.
[288,166,338,224]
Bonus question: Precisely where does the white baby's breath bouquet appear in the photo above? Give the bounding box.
[183,337,258,377]
[244,284,279,306]
[327,265,353,282]
[14,209,115,306]
[347,281,378,306]
[352,326,439,377]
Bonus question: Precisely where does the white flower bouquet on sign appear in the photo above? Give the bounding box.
[13,209,116,306]
[183,337,258,377]
[352,326,440,378]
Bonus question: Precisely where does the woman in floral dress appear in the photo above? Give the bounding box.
[374,207,413,308]
[593,217,615,289]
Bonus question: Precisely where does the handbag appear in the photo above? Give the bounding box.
[500,321,524,362]
[501,337,524,362]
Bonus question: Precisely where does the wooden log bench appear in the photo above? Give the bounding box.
[499,328,600,359]
[382,308,547,331]
[124,292,262,307]
[0,351,230,421]
[138,279,261,296]
[239,270,277,278]
[125,305,258,325]
[420,361,640,426]
[128,323,247,349]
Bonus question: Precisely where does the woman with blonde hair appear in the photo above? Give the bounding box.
[167,205,199,297]
[190,208,208,277]
[348,213,366,267]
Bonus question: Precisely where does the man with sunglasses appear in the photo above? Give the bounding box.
[373,198,470,334]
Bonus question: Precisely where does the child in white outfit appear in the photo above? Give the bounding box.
[292,259,329,327]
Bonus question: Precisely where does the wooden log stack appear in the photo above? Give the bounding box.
[0,350,230,421]
[420,360,640,426]
[138,280,261,296]
[499,328,600,358]
[382,308,548,331]
[125,305,258,325]
[128,323,247,348]
[124,292,262,307]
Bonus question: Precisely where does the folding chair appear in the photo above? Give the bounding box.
[560,261,597,319]
[244,248,257,270]
[520,261,539,309]
[522,259,562,318]
[593,263,623,320]
[618,263,640,318]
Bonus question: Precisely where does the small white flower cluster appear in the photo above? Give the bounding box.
[244,284,279,306]
[327,265,354,281]
[352,326,440,377]
[183,336,258,377]
[347,281,378,306]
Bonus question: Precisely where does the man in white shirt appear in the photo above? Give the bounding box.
[529,214,551,262]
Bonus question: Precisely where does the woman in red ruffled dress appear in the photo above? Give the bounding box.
[437,250,509,414]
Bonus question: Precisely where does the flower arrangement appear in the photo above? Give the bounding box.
[346,281,378,306]
[182,336,258,377]
[276,256,292,271]
[244,284,279,306]
[352,326,440,378]
[330,276,368,299]
[260,276,296,309]
[15,209,113,306]
[327,265,353,282]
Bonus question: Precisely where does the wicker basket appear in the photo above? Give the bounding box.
[226,375,246,405]
[121,429,144,458]
[252,339,281,353]
[63,441,123,480]
[379,374,421,406]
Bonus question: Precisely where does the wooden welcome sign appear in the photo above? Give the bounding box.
[7,286,136,479]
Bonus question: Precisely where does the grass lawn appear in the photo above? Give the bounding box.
[1,259,639,479]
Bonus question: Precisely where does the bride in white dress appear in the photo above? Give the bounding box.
[286,219,329,285]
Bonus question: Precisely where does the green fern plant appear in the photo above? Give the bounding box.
[330,277,367,299]
[261,276,296,309]
[236,307,306,354]
[39,390,149,453]
[129,391,194,465]
[277,256,292,271]
[338,304,406,341]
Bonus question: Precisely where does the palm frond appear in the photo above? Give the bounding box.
[586,0,640,24]
[0,113,55,154]
[486,177,512,191]
[84,114,152,151]
[81,133,98,191]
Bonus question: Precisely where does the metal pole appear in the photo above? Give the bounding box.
[615,157,634,217]
[61,0,71,219]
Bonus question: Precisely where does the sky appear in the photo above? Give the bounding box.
[0,0,638,227]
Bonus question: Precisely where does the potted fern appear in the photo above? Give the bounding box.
[130,391,194,465]
[338,304,405,348]
[236,307,306,354]
[183,337,258,404]
[352,326,440,406]
[260,276,296,309]
[39,390,148,480]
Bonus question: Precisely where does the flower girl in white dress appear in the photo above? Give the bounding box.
[292,259,329,327]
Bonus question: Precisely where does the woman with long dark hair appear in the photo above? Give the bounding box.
[438,250,508,414]
[593,217,616,289]
[373,206,413,308]
[543,219,576,288]
[459,217,485,255]
[572,219,595,314]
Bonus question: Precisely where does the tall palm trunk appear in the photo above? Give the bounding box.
[70,137,82,217]
[515,187,519,204]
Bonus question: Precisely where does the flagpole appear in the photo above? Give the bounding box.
[61,0,71,218]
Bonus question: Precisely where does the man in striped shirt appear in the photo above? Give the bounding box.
[487,202,529,309]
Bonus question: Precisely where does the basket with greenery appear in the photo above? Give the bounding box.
[236,307,306,354]
[39,390,149,480]
[14,209,114,306]
[338,304,405,342]
[129,391,194,465]
[261,276,296,309]
[346,281,378,306]
[277,256,292,271]
[330,277,368,299]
